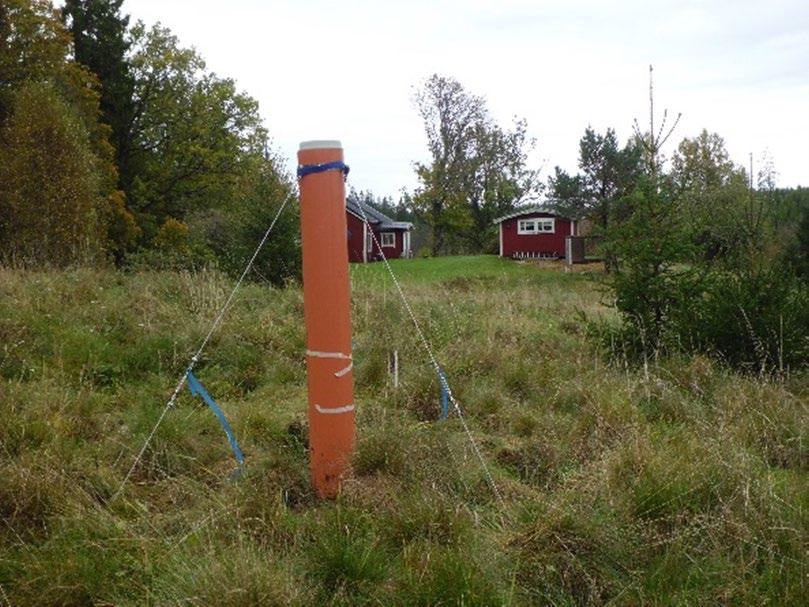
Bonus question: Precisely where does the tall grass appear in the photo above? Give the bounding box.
[0,258,805,605]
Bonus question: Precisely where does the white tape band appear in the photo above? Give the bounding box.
[334,362,353,378]
[315,404,355,415]
[306,350,353,378]
[306,350,351,360]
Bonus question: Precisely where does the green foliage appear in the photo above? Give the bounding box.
[0,0,134,264]
[771,185,809,230]
[153,217,190,252]
[62,0,134,189]
[605,202,809,370]
[671,130,756,263]
[604,178,699,351]
[0,81,103,265]
[678,269,808,370]
[116,22,299,282]
[463,117,540,252]
[603,132,808,371]
[785,203,809,279]
[0,6,296,279]
[548,126,642,230]
[126,23,266,233]
[201,159,301,287]
[411,74,539,255]
[671,129,737,191]
[0,0,70,123]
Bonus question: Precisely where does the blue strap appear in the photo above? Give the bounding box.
[186,371,245,466]
[439,368,449,420]
[297,160,350,181]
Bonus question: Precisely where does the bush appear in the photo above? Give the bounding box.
[607,265,808,372]
[605,178,808,371]
[0,82,105,265]
[677,269,808,371]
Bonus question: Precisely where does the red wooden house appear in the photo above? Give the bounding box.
[346,199,413,263]
[494,207,578,260]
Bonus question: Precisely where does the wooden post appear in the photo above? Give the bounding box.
[298,140,355,499]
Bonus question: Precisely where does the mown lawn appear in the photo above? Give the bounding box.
[353,254,546,283]
[0,257,805,605]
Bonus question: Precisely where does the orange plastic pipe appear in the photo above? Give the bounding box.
[297,140,355,499]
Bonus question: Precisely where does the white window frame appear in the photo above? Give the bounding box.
[380,232,396,247]
[517,218,555,235]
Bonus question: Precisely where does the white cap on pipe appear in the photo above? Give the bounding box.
[299,140,342,150]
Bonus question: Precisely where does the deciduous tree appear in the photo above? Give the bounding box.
[0,0,70,124]
[412,75,483,255]
[671,130,749,262]
[411,74,538,254]
[125,22,269,242]
[0,0,136,262]
[462,118,539,251]
[0,82,103,264]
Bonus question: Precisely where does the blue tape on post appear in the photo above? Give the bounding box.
[186,371,245,466]
[296,160,350,181]
[439,368,449,420]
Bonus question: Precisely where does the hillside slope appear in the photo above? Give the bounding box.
[0,257,805,605]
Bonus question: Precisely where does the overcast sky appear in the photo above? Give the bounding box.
[121,0,808,198]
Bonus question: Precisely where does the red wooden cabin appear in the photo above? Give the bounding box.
[346,199,413,263]
[494,207,578,260]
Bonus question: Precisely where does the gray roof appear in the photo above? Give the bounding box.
[346,199,412,230]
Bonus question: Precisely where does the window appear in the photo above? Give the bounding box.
[517,219,536,234]
[517,218,555,234]
[380,232,396,247]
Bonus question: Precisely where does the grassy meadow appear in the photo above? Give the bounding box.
[0,256,806,605]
